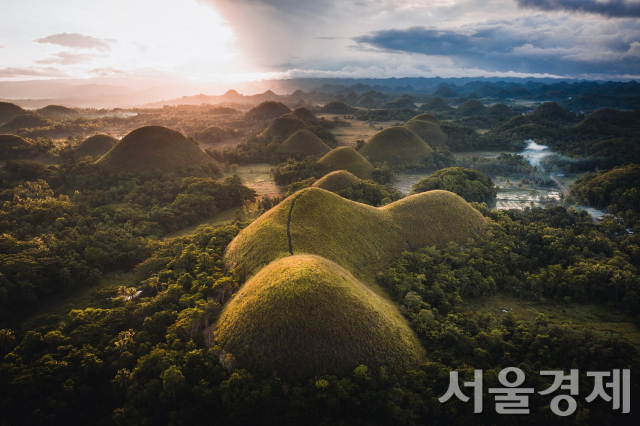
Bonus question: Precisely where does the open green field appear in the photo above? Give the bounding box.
[17,270,138,331]
[222,163,283,197]
[318,113,399,147]
[465,294,640,351]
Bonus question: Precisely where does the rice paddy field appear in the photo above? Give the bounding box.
[222,163,284,197]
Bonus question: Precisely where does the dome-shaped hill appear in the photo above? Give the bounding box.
[216,254,425,379]
[434,86,459,98]
[312,170,361,192]
[385,98,416,109]
[532,102,573,122]
[320,101,354,114]
[359,126,432,167]
[404,114,448,149]
[260,114,307,140]
[96,126,218,175]
[343,91,359,104]
[356,95,378,108]
[485,103,515,117]
[225,187,486,281]
[291,106,318,122]
[245,101,291,121]
[73,134,118,158]
[37,105,75,118]
[280,130,331,156]
[457,99,486,116]
[419,97,453,112]
[1,114,51,130]
[0,102,26,124]
[318,147,373,179]
[192,126,234,145]
[0,134,34,160]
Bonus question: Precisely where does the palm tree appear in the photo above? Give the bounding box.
[114,369,132,388]
[0,328,15,354]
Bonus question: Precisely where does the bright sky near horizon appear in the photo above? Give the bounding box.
[1,0,639,84]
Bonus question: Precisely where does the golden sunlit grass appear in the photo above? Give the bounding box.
[312,170,361,192]
[215,254,425,379]
[317,146,374,179]
[404,113,449,149]
[280,129,331,155]
[225,187,487,283]
[359,126,433,167]
[97,125,219,175]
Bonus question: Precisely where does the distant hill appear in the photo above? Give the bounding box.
[245,101,291,121]
[73,134,118,158]
[0,102,26,124]
[36,105,76,118]
[457,99,486,116]
[433,86,459,98]
[312,170,361,192]
[385,98,416,109]
[280,130,331,156]
[359,126,432,167]
[260,114,307,140]
[485,103,515,117]
[0,114,51,130]
[356,95,378,108]
[532,102,575,122]
[97,126,219,175]
[291,106,318,122]
[319,101,354,114]
[215,254,425,379]
[0,134,34,160]
[419,97,454,112]
[318,147,374,179]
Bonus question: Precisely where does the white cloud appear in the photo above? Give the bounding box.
[34,32,115,51]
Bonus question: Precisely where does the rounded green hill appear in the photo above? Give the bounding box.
[312,170,361,192]
[532,102,573,122]
[281,129,331,156]
[97,126,218,175]
[457,99,486,116]
[356,95,378,108]
[74,134,118,158]
[485,103,515,117]
[0,102,26,125]
[359,126,433,167]
[1,114,51,130]
[419,97,453,112]
[318,147,374,179]
[291,107,318,122]
[0,134,33,160]
[245,101,291,121]
[260,114,307,140]
[225,187,487,281]
[215,254,425,379]
[404,114,448,149]
[320,101,354,114]
[37,105,75,118]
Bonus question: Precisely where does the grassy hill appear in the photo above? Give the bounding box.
[0,134,34,160]
[356,95,378,108]
[280,129,331,156]
[1,114,52,130]
[320,101,354,114]
[291,106,318,122]
[215,254,425,379]
[457,99,486,116]
[97,126,219,175]
[36,105,76,118]
[359,126,433,167]
[312,170,361,192]
[245,101,291,121]
[419,97,454,112]
[404,114,448,149]
[0,102,26,125]
[318,147,374,179]
[532,102,574,122]
[260,114,307,140]
[225,187,487,281]
[485,103,515,117]
[73,134,118,158]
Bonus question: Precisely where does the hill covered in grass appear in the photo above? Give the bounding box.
[532,102,575,122]
[1,114,51,130]
[245,101,291,121]
[215,254,425,379]
[225,187,486,281]
[356,95,378,108]
[318,147,374,179]
[73,134,118,158]
[0,102,26,124]
[359,126,432,167]
[36,105,76,118]
[411,167,498,204]
[291,106,318,122]
[320,101,354,114]
[312,170,361,192]
[419,97,454,112]
[281,129,331,156]
[97,126,219,175]
[260,114,307,140]
[0,134,34,160]
[457,99,486,116]
[404,114,448,149]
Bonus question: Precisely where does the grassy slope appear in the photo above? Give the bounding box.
[97,126,217,174]
[225,187,487,282]
[215,254,425,379]
[74,134,118,157]
[281,129,331,155]
[404,114,448,149]
[312,170,361,192]
[260,115,307,140]
[359,126,433,167]
[318,146,374,179]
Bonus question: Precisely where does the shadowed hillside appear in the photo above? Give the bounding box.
[281,129,331,156]
[291,106,318,122]
[260,114,307,140]
[419,97,454,112]
[73,134,118,158]
[245,101,291,121]
[359,126,432,167]
[0,134,34,160]
[36,105,76,118]
[1,114,51,130]
[215,254,425,379]
[318,147,374,179]
[97,126,219,175]
[0,102,26,124]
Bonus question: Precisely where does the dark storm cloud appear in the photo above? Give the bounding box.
[515,0,640,18]
[353,15,640,76]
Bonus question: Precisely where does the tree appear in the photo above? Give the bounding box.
[0,328,15,354]
[162,365,185,404]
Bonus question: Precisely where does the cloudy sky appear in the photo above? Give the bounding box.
[1,0,639,86]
